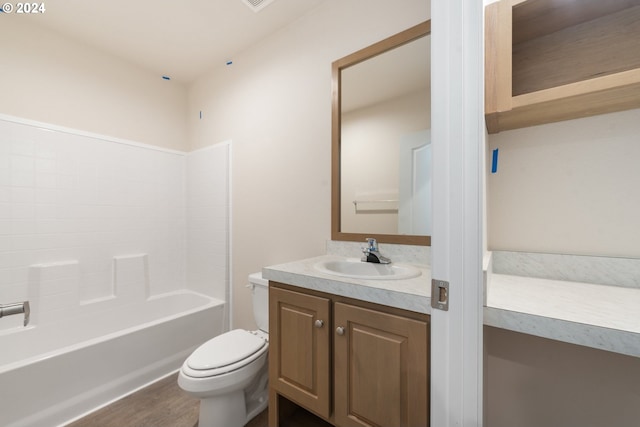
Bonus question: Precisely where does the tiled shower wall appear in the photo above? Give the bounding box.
[0,117,229,331]
[186,143,230,302]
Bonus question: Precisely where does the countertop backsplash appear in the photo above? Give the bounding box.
[325,244,639,289]
[491,251,640,289]
[326,240,430,266]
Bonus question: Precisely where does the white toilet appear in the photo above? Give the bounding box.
[178,272,269,427]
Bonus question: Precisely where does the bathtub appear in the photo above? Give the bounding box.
[0,290,225,427]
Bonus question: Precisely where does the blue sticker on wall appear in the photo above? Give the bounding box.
[491,148,499,174]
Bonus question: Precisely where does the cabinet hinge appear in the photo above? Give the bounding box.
[431,279,449,311]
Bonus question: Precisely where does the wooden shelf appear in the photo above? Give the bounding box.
[485,0,640,134]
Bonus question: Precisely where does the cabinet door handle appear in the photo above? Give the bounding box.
[336,326,345,336]
[315,319,324,328]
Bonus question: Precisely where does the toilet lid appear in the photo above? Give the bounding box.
[187,329,266,371]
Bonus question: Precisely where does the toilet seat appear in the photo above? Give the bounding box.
[183,329,268,379]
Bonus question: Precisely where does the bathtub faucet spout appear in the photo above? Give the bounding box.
[0,301,30,326]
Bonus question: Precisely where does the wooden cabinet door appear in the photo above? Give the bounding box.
[334,302,429,427]
[269,286,331,419]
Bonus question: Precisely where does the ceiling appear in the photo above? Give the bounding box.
[28,0,326,83]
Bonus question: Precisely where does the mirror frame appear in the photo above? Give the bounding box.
[331,20,432,246]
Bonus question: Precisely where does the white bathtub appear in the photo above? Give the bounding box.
[0,290,225,427]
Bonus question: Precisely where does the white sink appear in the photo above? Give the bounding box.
[314,258,421,280]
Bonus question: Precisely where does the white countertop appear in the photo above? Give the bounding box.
[263,249,640,358]
[485,273,640,357]
[262,254,432,314]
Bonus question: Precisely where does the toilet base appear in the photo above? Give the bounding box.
[195,362,269,427]
[198,390,246,427]
[197,388,268,427]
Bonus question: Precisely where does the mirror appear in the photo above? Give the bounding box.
[332,21,431,246]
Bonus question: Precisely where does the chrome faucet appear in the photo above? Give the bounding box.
[361,238,391,264]
[0,301,30,326]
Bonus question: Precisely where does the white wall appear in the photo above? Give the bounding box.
[0,117,187,330]
[488,109,640,258]
[188,0,429,329]
[0,116,231,331]
[0,18,188,151]
[186,143,231,304]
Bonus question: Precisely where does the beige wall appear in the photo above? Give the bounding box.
[485,101,640,425]
[485,327,640,426]
[0,18,187,150]
[487,108,640,258]
[187,0,429,330]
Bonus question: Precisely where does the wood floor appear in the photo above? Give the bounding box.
[66,373,268,427]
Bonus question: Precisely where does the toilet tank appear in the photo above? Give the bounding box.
[249,272,269,333]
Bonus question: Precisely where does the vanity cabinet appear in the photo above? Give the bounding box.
[268,283,429,427]
[269,285,331,419]
[485,0,640,134]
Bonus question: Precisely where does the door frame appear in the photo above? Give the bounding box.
[430,0,485,425]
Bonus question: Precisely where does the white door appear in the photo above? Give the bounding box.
[430,0,485,425]
[398,130,431,235]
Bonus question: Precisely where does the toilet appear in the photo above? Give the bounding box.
[178,272,269,427]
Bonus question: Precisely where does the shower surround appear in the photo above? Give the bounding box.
[0,115,231,426]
